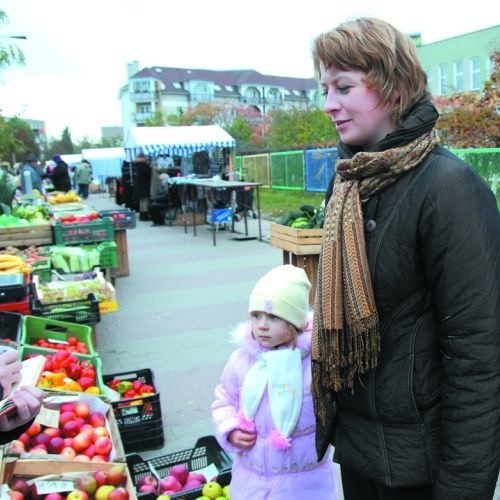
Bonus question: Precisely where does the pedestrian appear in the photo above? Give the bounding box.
[212,265,338,500]
[311,17,500,500]
[50,154,72,192]
[0,348,45,441]
[75,159,92,199]
[132,153,152,221]
[20,154,43,195]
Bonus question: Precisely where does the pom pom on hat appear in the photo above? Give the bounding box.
[248,265,311,328]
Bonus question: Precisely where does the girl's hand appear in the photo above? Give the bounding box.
[0,350,22,397]
[229,429,257,449]
[0,386,45,431]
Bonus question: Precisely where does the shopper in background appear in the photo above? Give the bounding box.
[132,152,152,221]
[75,159,92,199]
[310,17,500,500]
[212,265,338,500]
[50,154,72,192]
[20,153,43,194]
[0,349,45,440]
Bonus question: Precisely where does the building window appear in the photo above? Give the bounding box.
[426,67,433,93]
[133,81,150,92]
[438,64,448,95]
[471,57,481,90]
[454,61,464,92]
[138,104,151,114]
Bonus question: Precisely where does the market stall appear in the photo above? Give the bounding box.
[124,124,236,175]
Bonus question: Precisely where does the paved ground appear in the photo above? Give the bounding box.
[87,193,499,500]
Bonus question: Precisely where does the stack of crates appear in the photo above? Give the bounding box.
[103,368,164,453]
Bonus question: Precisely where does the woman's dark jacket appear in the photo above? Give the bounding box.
[51,161,72,192]
[132,159,152,199]
[315,101,500,499]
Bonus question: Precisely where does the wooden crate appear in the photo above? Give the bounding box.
[175,212,206,226]
[0,223,52,248]
[114,229,129,277]
[270,223,324,305]
[1,458,136,499]
[270,223,323,255]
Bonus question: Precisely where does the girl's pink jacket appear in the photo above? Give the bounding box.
[212,316,338,499]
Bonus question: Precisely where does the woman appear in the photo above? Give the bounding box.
[311,17,499,500]
[50,154,72,192]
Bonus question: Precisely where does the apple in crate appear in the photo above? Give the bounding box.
[169,464,189,486]
[136,474,158,494]
[159,475,182,493]
[107,465,128,486]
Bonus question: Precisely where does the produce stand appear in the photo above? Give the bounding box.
[0,222,52,247]
[270,223,323,305]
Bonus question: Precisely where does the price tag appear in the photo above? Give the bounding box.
[35,406,60,428]
[34,481,74,494]
[47,339,70,345]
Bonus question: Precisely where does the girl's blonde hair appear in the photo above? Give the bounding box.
[312,17,431,124]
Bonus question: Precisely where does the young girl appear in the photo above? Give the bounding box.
[212,265,337,499]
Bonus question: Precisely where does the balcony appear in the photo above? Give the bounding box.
[133,112,154,122]
[130,91,156,102]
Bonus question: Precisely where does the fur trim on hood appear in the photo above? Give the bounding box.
[231,311,313,359]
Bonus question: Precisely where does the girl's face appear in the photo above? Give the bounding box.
[319,62,397,150]
[250,312,296,348]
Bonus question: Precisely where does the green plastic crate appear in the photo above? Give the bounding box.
[30,259,52,282]
[21,315,96,357]
[53,217,114,245]
[19,344,106,398]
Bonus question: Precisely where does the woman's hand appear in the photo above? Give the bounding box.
[0,349,22,397]
[0,386,45,431]
[229,429,257,449]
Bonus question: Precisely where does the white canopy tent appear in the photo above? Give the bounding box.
[124,125,236,161]
[81,147,125,181]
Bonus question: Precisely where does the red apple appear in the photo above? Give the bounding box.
[136,474,158,490]
[89,412,106,428]
[91,455,107,462]
[29,446,48,454]
[59,411,76,426]
[74,454,91,462]
[48,436,65,454]
[169,464,189,486]
[72,432,92,452]
[44,494,64,500]
[159,475,182,493]
[74,402,91,419]
[18,433,30,447]
[183,479,204,490]
[137,484,157,494]
[92,426,109,442]
[10,479,31,496]
[63,420,81,438]
[33,433,51,447]
[61,446,77,460]
[76,475,98,495]
[94,436,112,456]
[9,440,25,453]
[43,427,61,438]
[106,465,127,486]
[108,487,129,500]
[82,444,96,458]
[93,470,108,487]
[26,421,41,437]
[95,485,115,500]
[9,492,25,500]
[60,402,76,413]
[187,472,207,484]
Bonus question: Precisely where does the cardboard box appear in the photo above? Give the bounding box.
[175,212,206,226]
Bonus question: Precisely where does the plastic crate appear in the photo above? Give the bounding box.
[19,344,106,397]
[128,436,233,499]
[30,258,52,282]
[103,369,162,427]
[0,311,23,343]
[99,209,137,230]
[31,292,100,326]
[53,217,115,245]
[0,290,31,315]
[21,315,96,356]
[119,418,164,453]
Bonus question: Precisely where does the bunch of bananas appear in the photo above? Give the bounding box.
[0,255,31,275]
[47,191,81,204]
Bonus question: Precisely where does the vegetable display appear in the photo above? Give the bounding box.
[276,204,325,229]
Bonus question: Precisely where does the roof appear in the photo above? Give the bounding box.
[82,147,125,160]
[131,67,317,97]
[124,125,236,158]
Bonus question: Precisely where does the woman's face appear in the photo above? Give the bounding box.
[320,62,397,149]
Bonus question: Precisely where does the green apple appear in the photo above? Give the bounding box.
[201,481,223,499]
[222,484,231,498]
[95,484,116,500]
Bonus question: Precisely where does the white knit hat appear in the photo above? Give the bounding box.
[248,265,311,328]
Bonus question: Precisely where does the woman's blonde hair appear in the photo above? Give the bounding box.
[312,17,430,124]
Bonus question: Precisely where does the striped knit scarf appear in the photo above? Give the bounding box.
[312,129,439,425]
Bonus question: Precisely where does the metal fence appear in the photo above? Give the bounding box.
[235,147,499,198]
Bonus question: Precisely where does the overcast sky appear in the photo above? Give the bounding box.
[0,0,497,141]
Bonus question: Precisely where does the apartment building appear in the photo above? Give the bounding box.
[417,25,499,96]
[119,61,319,133]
